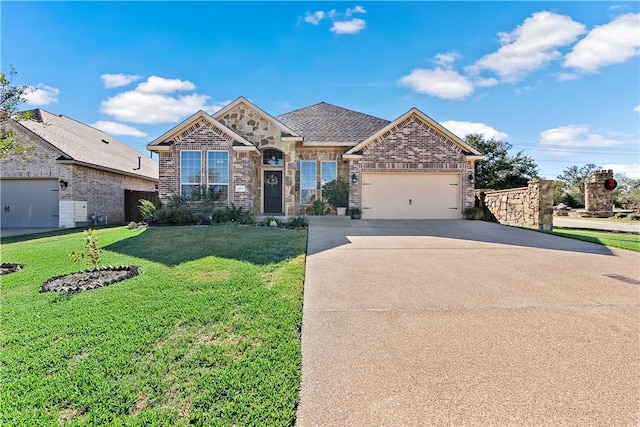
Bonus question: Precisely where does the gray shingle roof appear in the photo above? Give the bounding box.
[19,109,158,181]
[276,102,390,144]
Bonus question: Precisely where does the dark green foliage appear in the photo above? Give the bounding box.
[464,207,485,220]
[465,134,538,190]
[613,174,640,210]
[286,216,308,229]
[555,163,600,208]
[138,199,158,222]
[322,178,349,207]
[313,199,326,215]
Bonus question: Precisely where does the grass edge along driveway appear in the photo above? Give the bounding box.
[1,225,307,426]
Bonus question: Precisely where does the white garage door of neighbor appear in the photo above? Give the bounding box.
[362,173,461,219]
[1,179,59,227]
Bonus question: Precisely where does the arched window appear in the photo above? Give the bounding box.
[263,149,284,166]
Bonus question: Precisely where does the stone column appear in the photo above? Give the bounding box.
[585,170,614,215]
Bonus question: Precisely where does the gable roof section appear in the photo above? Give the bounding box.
[146,110,257,153]
[18,109,158,180]
[276,102,391,145]
[213,96,300,138]
[345,108,484,160]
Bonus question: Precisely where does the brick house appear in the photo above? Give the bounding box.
[1,109,158,228]
[147,97,483,219]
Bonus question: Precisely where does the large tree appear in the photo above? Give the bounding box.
[465,134,538,190]
[1,68,33,159]
[555,163,600,208]
[613,173,640,210]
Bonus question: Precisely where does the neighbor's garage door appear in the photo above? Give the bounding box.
[362,173,460,219]
[1,179,59,227]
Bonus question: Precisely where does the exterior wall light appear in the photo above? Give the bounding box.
[59,179,68,190]
[467,174,474,183]
[351,173,358,184]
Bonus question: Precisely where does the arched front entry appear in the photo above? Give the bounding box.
[262,149,284,214]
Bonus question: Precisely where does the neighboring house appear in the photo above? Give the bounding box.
[147,97,483,219]
[1,109,158,228]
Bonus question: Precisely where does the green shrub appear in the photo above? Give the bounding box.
[286,216,308,229]
[313,199,326,215]
[629,214,640,221]
[614,213,628,219]
[138,199,158,222]
[464,207,485,220]
[322,178,349,208]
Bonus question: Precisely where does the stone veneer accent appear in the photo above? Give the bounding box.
[476,179,554,230]
[1,123,156,226]
[355,115,476,211]
[296,147,349,214]
[585,170,614,214]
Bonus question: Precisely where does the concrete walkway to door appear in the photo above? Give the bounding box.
[296,218,640,426]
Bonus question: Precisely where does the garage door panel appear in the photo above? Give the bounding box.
[362,173,460,219]
[1,179,59,227]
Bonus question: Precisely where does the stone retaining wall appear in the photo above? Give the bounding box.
[476,179,554,230]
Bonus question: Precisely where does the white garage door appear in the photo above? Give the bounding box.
[1,179,59,227]
[362,173,460,219]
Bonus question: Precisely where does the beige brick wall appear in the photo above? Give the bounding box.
[2,121,156,226]
[356,115,476,211]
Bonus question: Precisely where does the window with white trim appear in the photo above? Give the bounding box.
[321,161,337,187]
[300,161,317,204]
[207,151,229,202]
[180,150,202,198]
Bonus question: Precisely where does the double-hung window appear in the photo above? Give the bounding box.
[320,161,337,197]
[180,150,202,198]
[207,151,229,202]
[300,161,317,204]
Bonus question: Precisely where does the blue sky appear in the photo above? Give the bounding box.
[2,1,639,179]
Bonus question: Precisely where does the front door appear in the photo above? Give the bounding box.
[264,170,283,214]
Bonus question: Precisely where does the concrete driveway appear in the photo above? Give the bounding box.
[297,218,640,426]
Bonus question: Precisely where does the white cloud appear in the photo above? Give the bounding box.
[302,6,367,34]
[100,73,141,88]
[473,77,499,87]
[634,105,640,113]
[538,124,627,155]
[92,121,147,137]
[346,5,366,16]
[434,51,460,67]
[24,84,59,106]
[304,10,325,25]
[398,68,474,100]
[467,11,586,82]
[441,120,509,140]
[564,13,640,72]
[604,163,640,179]
[136,76,195,94]
[557,72,579,81]
[331,18,366,35]
[99,76,218,125]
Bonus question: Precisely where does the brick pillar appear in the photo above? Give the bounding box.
[585,170,613,213]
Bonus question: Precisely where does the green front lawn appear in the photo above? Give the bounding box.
[1,226,307,426]
[550,228,640,252]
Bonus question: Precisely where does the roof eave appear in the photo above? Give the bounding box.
[302,141,358,147]
[56,159,159,182]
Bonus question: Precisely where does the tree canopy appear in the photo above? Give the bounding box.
[465,134,538,190]
[554,163,600,207]
[1,68,33,160]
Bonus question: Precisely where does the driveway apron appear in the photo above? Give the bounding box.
[296,218,640,426]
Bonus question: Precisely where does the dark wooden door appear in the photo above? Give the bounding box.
[263,171,283,214]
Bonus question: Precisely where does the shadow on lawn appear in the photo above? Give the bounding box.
[104,225,307,266]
